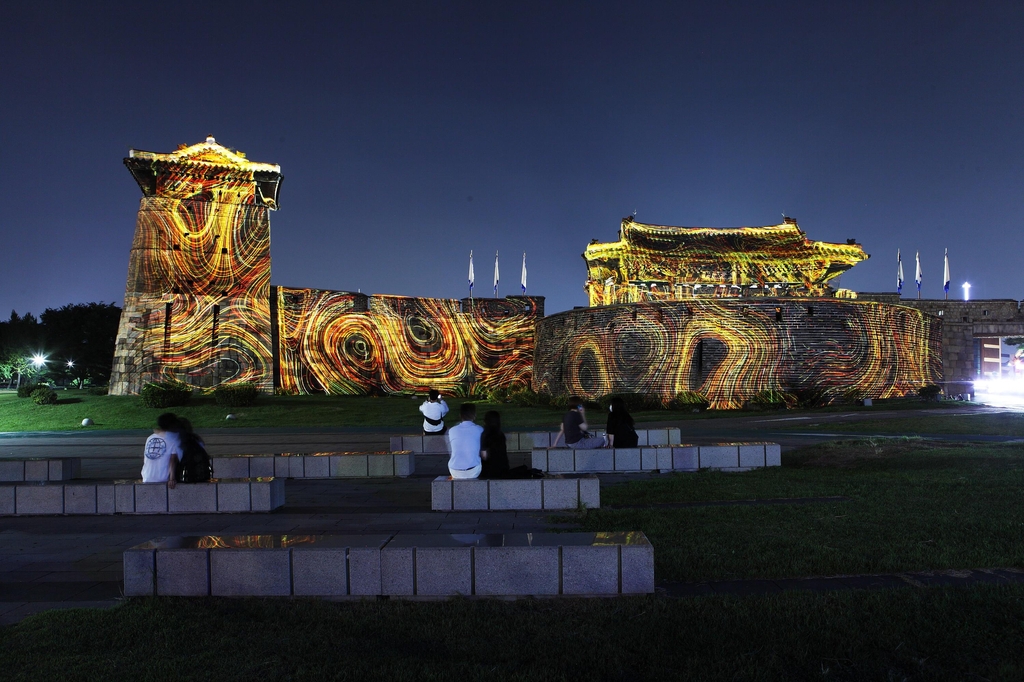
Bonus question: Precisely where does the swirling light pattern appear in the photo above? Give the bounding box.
[276,288,542,395]
[109,138,280,395]
[533,299,941,409]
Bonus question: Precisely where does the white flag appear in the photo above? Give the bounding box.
[943,248,950,295]
[521,253,527,294]
[468,251,475,294]
[493,251,499,297]
[897,249,904,295]
[915,251,922,292]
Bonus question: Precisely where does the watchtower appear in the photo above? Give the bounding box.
[108,137,282,394]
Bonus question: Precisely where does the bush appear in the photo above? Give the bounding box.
[597,393,665,412]
[787,386,831,409]
[30,386,58,405]
[919,385,942,401]
[213,382,260,407]
[751,389,798,410]
[140,380,193,408]
[17,383,40,398]
[667,391,710,411]
[87,386,109,396]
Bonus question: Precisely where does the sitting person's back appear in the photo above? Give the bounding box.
[419,389,449,435]
[142,412,182,486]
[606,397,639,448]
[480,410,510,479]
[175,418,213,483]
[446,402,484,478]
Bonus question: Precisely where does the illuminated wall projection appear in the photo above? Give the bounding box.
[109,137,282,395]
[274,288,543,395]
[584,217,869,305]
[533,300,942,409]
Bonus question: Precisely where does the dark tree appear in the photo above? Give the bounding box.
[39,303,122,386]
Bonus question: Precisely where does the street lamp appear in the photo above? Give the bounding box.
[66,360,75,368]
[962,282,971,301]
[31,355,46,368]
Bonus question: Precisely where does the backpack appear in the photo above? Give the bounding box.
[176,434,213,483]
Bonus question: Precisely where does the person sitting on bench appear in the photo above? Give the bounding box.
[553,397,608,448]
[419,389,449,435]
[446,402,483,479]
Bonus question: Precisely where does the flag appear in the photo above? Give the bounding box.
[943,248,950,297]
[915,251,922,294]
[468,250,475,296]
[897,249,904,295]
[521,253,527,294]
[493,251,499,297]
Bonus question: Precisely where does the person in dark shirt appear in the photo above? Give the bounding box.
[605,396,639,448]
[553,396,608,448]
[479,410,511,479]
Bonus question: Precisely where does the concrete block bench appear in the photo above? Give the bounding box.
[391,428,682,453]
[211,451,414,479]
[0,458,81,482]
[430,474,600,511]
[0,478,284,515]
[532,442,782,473]
[124,531,654,597]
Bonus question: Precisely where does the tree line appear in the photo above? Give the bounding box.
[0,303,121,389]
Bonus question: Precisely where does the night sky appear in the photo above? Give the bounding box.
[2,1,1022,317]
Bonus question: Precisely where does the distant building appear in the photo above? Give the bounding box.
[583,217,868,306]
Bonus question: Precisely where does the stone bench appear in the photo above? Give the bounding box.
[532,442,782,473]
[0,458,81,482]
[391,428,682,453]
[124,531,654,597]
[430,474,600,511]
[211,451,414,479]
[0,478,284,515]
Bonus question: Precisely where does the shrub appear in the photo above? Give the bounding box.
[597,393,665,412]
[213,382,260,407]
[919,385,942,401]
[751,389,798,410]
[140,380,193,408]
[787,386,831,409]
[667,391,710,411]
[30,386,58,405]
[87,386,109,396]
[17,383,40,398]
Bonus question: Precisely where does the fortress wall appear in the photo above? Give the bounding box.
[532,299,942,409]
[275,288,543,395]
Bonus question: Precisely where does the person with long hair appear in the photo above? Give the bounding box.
[480,410,510,479]
[175,417,213,483]
[605,396,638,448]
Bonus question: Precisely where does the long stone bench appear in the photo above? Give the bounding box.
[0,478,284,515]
[532,442,782,473]
[0,458,81,482]
[430,474,600,511]
[211,451,414,479]
[391,428,682,454]
[124,531,654,597]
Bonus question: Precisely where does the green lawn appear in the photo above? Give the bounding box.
[579,440,1024,582]
[0,389,976,433]
[2,587,1023,681]
[776,412,1024,437]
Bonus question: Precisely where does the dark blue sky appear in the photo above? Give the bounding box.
[2,1,1022,316]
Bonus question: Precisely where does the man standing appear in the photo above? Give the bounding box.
[142,412,183,487]
[553,397,608,448]
[419,389,450,435]
[445,402,484,478]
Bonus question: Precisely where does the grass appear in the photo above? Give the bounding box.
[575,439,1024,582]
[2,587,1024,680]
[0,390,975,433]
[774,411,1024,437]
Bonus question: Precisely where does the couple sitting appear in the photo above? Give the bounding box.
[446,403,533,479]
[553,396,638,449]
